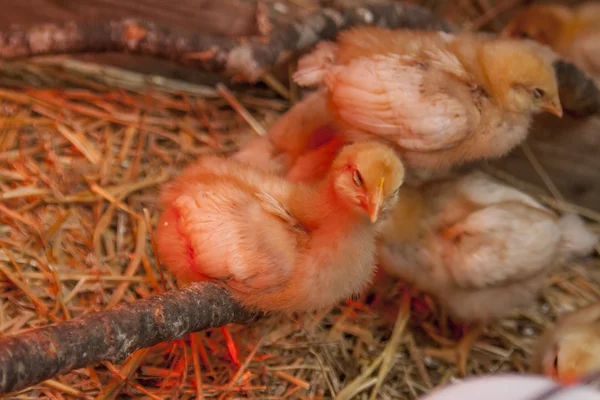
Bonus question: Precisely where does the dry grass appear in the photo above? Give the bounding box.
[0,1,599,398]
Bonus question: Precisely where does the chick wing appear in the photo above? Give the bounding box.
[440,202,561,290]
[324,53,478,151]
[157,156,304,293]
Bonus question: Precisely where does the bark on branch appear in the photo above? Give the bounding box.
[0,3,452,83]
[0,282,258,394]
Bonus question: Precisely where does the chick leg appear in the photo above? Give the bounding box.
[421,302,454,344]
[422,324,484,376]
[220,325,240,367]
[421,323,457,347]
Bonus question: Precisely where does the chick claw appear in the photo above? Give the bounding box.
[422,325,483,377]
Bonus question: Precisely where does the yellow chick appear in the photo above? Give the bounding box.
[270,27,562,174]
[530,302,600,385]
[377,170,597,375]
[156,140,405,313]
[502,3,600,81]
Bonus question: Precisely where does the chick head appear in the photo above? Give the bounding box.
[501,5,573,48]
[541,326,600,384]
[478,40,563,117]
[330,141,404,223]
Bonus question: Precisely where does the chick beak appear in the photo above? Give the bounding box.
[368,177,385,223]
[542,99,563,118]
[442,226,460,241]
[558,369,579,386]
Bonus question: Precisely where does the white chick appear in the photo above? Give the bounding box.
[377,170,597,375]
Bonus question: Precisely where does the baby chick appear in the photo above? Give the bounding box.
[530,302,600,385]
[377,170,597,375]
[272,27,562,174]
[503,3,600,81]
[156,141,404,314]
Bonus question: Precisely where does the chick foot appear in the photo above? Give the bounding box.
[220,326,240,367]
[422,324,483,376]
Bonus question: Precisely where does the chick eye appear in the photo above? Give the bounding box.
[533,88,545,99]
[352,170,364,187]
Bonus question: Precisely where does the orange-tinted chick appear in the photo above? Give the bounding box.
[156,141,405,314]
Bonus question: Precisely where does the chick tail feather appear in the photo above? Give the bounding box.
[157,206,241,366]
[156,206,211,284]
[557,213,597,260]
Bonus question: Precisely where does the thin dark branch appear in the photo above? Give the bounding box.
[0,282,258,394]
[0,3,453,82]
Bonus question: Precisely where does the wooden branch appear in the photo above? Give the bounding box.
[0,2,597,117]
[0,0,260,38]
[0,282,258,394]
[0,3,452,82]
